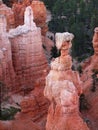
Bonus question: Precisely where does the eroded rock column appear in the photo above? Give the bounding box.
[9,6,49,92]
[44,32,89,130]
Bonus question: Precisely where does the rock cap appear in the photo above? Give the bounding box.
[55,32,74,49]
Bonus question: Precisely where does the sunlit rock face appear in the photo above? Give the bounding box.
[8,6,49,92]
[44,32,89,130]
[0,15,15,92]
[0,0,15,31]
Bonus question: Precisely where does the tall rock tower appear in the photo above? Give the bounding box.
[0,14,15,94]
[9,6,49,93]
[44,32,89,130]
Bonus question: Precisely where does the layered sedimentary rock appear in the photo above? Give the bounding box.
[12,0,48,35]
[14,87,49,128]
[9,6,49,92]
[44,32,89,130]
[0,15,15,93]
[0,0,15,31]
[0,6,49,130]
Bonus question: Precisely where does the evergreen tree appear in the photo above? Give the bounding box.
[42,0,98,60]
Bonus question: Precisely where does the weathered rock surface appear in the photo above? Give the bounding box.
[0,15,15,94]
[8,6,49,92]
[44,32,89,130]
[16,87,49,127]
[12,0,48,35]
[12,2,25,27]
[0,1,15,31]
[0,6,49,130]
[31,0,48,35]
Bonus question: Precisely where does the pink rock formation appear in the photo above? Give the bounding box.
[12,0,48,35]
[8,6,49,92]
[12,0,33,27]
[15,87,49,128]
[42,36,54,62]
[12,2,25,27]
[0,0,15,31]
[44,32,89,130]
[0,15,15,93]
[0,6,49,130]
[31,0,48,35]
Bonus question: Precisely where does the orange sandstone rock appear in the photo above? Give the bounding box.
[0,6,49,130]
[17,87,49,125]
[9,6,49,92]
[31,0,48,35]
[0,15,15,93]
[0,119,43,130]
[44,32,89,130]
[12,0,48,35]
[0,1,15,31]
[12,2,25,27]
